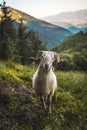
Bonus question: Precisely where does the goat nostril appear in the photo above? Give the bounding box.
[44,63,50,70]
[45,64,48,68]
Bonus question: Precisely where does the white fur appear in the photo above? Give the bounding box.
[32,67,57,96]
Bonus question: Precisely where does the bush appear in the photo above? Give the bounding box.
[73,52,87,70]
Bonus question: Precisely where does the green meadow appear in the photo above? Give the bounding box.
[0,61,87,130]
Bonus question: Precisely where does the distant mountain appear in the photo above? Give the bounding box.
[43,9,87,33]
[26,20,71,48]
[0,6,71,49]
[67,26,87,34]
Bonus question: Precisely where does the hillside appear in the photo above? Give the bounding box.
[52,32,87,70]
[0,6,38,23]
[43,9,87,34]
[0,6,71,49]
[26,20,71,48]
[0,61,87,129]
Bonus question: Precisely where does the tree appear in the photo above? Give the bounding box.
[73,52,87,70]
[17,18,31,64]
[0,1,17,60]
[28,30,46,57]
[0,1,16,40]
[0,38,16,60]
[17,19,46,65]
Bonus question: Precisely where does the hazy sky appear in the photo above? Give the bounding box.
[0,0,87,18]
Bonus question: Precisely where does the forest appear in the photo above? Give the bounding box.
[0,4,87,130]
[0,5,46,65]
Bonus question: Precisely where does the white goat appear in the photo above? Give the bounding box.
[32,51,60,113]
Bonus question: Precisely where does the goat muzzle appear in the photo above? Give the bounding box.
[43,62,51,71]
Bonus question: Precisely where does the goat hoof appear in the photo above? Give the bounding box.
[48,109,52,114]
[48,111,52,114]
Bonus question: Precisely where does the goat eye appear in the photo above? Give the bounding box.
[42,54,45,59]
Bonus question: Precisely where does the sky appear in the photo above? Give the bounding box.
[0,0,87,18]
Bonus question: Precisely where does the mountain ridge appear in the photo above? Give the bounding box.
[43,9,87,28]
[8,6,38,23]
[0,6,71,49]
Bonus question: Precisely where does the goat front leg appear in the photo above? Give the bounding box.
[40,96,46,110]
[47,93,53,114]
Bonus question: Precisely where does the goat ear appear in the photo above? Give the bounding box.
[29,57,36,60]
[29,57,37,62]
[54,53,60,63]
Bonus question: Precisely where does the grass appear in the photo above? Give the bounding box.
[56,71,87,129]
[0,61,87,130]
[0,60,36,87]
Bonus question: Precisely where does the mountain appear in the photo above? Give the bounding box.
[0,6,71,49]
[26,20,71,48]
[67,26,87,34]
[0,6,38,22]
[43,9,87,33]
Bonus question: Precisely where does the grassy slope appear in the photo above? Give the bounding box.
[0,61,87,130]
[52,32,87,71]
[0,61,36,87]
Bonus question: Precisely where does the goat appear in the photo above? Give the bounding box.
[32,51,60,113]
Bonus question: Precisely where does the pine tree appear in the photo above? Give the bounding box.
[0,38,16,60]
[17,17,46,65]
[0,1,16,40]
[0,1,17,60]
[17,18,30,64]
[28,30,46,57]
